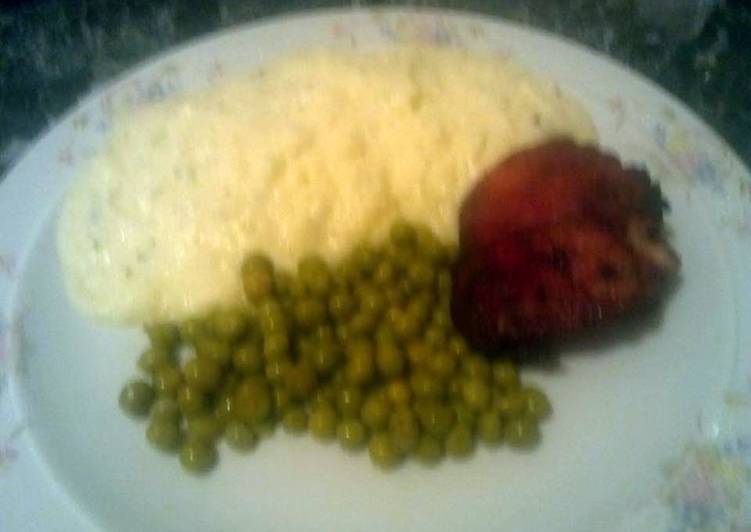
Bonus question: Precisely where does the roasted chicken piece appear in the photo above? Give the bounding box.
[451,139,680,348]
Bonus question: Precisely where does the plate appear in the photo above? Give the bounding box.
[1,8,750,532]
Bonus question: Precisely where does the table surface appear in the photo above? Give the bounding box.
[1,0,749,178]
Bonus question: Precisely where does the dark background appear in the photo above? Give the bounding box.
[1,0,750,177]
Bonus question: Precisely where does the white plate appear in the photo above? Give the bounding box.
[1,8,750,532]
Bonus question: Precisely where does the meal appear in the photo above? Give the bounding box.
[58,46,678,473]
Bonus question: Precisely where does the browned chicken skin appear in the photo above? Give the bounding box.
[451,139,680,349]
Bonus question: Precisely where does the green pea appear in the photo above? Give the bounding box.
[384,285,404,306]
[373,260,397,287]
[375,323,396,346]
[186,414,222,443]
[234,377,272,424]
[445,424,475,458]
[272,386,292,412]
[179,439,217,473]
[329,290,356,321]
[394,310,422,341]
[504,418,540,448]
[429,306,450,328]
[273,270,294,299]
[389,219,417,249]
[150,397,180,422]
[287,276,308,299]
[152,365,183,396]
[410,371,443,399]
[494,391,526,419]
[385,242,413,272]
[462,378,491,411]
[389,407,419,453]
[265,359,291,386]
[492,360,520,390]
[361,393,390,430]
[177,385,206,416]
[311,385,337,407]
[345,340,374,385]
[447,376,465,401]
[337,419,367,451]
[335,323,352,344]
[178,318,205,345]
[330,369,346,387]
[415,400,455,437]
[253,419,278,440]
[407,260,435,290]
[462,355,491,381]
[137,346,173,374]
[309,404,338,441]
[211,308,248,341]
[351,245,379,276]
[385,379,412,406]
[296,336,315,361]
[368,432,403,469]
[119,380,155,417]
[415,226,448,265]
[145,323,180,351]
[214,393,235,425]
[282,406,308,434]
[336,386,364,417]
[406,341,431,368]
[424,325,447,348]
[294,298,327,329]
[308,341,341,375]
[404,298,430,328]
[217,373,239,396]
[376,342,405,378]
[256,299,287,335]
[195,337,233,367]
[385,306,401,328]
[278,298,295,322]
[298,254,332,296]
[427,350,456,380]
[477,411,503,445]
[357,284,385,315]
[183,357,222,392]
[263,332,290,361]
[334,258,358,286]
[284,363,317,400]
[233,342,264,374]
[522,387,552,420]
[224,421,256,452]
[146,419,181,451]
[448,335,470,359]
[312,324,334,342]
[242,253,275,302]
[349,311,378,336]
[453,402,476,429]
[414,434,444,465]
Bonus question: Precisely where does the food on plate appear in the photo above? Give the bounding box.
[58,45,679,474]
[57,46,594,324]
[451,140,680,348]
[119,222,551,473]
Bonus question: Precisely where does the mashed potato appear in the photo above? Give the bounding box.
[58,46,596,324]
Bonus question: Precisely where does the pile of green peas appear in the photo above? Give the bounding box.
[119,221,551,473]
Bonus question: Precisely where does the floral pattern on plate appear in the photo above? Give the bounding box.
[663,443,751,532]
